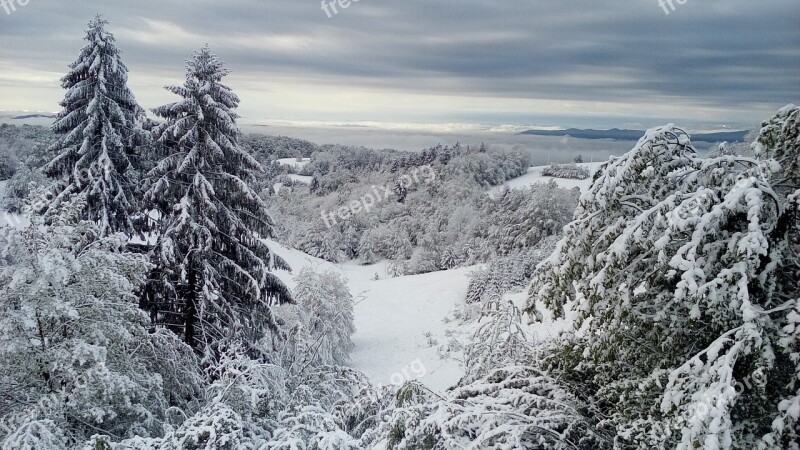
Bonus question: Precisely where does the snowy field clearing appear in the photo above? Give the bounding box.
[268,238,573,393]
[277,157,311,170]
[288,174,312,184]
[267,240,473,392]
[273,174,313,193]
[488,161,606,196]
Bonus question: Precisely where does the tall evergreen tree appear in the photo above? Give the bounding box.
[42,15,148,236]
[142,46,292,353]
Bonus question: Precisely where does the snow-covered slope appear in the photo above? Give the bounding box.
[488,161,606,196]
[288,174,312,184]
[277,157,311,170]
[267,240,472,392]
[267,239,574,393]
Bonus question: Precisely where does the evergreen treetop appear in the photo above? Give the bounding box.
[43,15,147,236]
[143,46,292,353]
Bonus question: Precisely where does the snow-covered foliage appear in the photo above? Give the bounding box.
[277,268,356,367]
[361,368,604,450]
[0,144,18,180]
[41,16,148,236]
[461,298,534,385]
[527,110,800,449]
[0,125,58,211]
[0,206,202,446]
[486,183,575,255]
[465,236,558,304]
[541,162,591,180]
[141,46,292,353]
[1,163,47,213]
[270,167,577,273]
[358,225,413,265]
[267,406,362,449]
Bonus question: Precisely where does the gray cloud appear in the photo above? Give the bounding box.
[0,0,797,129]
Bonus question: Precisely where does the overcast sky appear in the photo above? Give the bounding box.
[0,0,798,132]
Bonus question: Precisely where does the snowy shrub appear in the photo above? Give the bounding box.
[268,406,361,449]
[0,210,202,445]
[0,164,46,213]
[386,259,410,278]
[358,225,413,265]
[293,225,345,263]
[289,268,356,366]
[541,163,591,180]
[365,368,604,450]
[528,112,800,449]
[437,247,463,270]
[203,345,289,431]
[2,420,68,450]
[461,298,535,385]
[465,237,558,304]
[403,248,441,275]
[88,403,245,450]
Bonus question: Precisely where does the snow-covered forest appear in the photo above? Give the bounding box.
[0,14,798,450]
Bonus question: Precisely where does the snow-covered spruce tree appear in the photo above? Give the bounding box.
[142,46,292,354]
[527,116,800,449]
[0,201,202,447]
[42,16,148,237]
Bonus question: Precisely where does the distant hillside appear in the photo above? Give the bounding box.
[519,127,748,143]
[12,114,55,120]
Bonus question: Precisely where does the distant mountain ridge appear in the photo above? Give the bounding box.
[12,114,56,120]
[519,127,748,143]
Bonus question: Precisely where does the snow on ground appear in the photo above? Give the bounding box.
[0,213,28,229]
[277,157,311,170]
[273,175,313,193]
[288,174,312,184]
[267,239,472,392]
[267,239,574,393]
[488,161,606,197]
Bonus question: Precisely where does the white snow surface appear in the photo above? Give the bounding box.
[268,239,472,392]
[277,157,311,169]
[288,174,312,184]
[488,161,606,197]
[267,239,573,394]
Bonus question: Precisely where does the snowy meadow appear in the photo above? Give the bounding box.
[0,4,798,450]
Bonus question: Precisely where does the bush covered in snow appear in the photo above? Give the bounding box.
[0,208,202,446]
[541,162,591,180]
[465,236,558,304]
[277,268,356,367]
[527,107,800,449]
